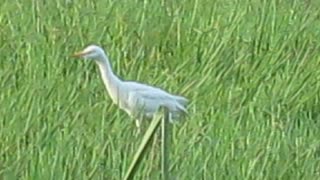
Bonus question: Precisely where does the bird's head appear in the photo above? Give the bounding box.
[72,45,106,61]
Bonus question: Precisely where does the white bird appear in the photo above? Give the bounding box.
[72,45,188,131]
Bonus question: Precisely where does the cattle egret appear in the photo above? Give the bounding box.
[72,45,188,131]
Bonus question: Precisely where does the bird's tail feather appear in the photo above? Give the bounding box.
[176,103,188,115]
[169,103,188,123]
[174,95,189,106]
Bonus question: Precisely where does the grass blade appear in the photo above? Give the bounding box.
[161,108,170,180]
[124,114,162,180]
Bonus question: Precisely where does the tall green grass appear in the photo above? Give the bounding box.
[1,0,320,179]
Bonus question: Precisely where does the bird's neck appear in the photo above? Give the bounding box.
[96,55,122,104]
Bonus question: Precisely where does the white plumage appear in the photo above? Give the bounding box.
[73,45,188,130]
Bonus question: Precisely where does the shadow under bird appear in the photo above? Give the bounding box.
[72,45,188,131]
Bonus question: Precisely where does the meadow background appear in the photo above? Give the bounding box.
[1,0,320,179]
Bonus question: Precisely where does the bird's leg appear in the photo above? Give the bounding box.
[135,119,141,134]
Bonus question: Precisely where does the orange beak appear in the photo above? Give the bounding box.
[71,50,88,58]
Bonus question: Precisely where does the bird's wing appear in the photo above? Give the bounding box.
[124,81,165,92]
[131,89,188,114]
[124,81,188,102]
[133,89,174,101]
[124,81,189,114]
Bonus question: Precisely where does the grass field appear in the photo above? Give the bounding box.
[1,0,320,179]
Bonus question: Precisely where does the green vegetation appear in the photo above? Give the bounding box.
[1,0,320,179]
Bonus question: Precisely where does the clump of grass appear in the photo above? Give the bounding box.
[1,0,320,179]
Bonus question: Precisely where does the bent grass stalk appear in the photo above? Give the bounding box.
[124,107,170,180]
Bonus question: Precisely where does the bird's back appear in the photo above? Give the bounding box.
[122,81,188,120]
